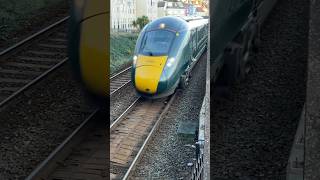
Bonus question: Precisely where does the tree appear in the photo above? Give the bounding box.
[132,16,149,31]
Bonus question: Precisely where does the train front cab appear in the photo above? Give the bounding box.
[132,17,190,99]
[69,0,109,103]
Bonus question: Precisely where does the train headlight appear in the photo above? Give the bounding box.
[133,55,137,66]
[166,57,175,67]
[159,23,166,29]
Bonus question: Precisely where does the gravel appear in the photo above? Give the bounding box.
[305,0,320,179]
[210,0,309,179]
[131,52,207,179]
[110,84,139,122]
[0,24,68,102]
[0,1,69,51]
[0,64,95,179]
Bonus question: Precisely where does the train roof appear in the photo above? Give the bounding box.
[144,16,208,33]
[186,17,208,29]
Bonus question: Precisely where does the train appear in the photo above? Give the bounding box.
[210,0,278,86]
[194,0,279,178]
[68,0,277,102]
[69,0,109,103]
[132,16,208,98]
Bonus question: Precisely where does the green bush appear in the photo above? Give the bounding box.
[110,33,138,74]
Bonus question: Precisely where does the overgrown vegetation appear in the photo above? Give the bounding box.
[132,15,149,30]
[110,33,138,74]
[0,0,64,41]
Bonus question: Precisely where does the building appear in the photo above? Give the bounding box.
[136,0,159,21]
[111,0,158,32]
[111,0,136,32]
[157,1,186,17]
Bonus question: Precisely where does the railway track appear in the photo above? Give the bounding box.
[0,16,69,107]
[110,67,132,96]
[110,93,177,180]
[26,109,107,180]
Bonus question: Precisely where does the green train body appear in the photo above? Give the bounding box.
[210,0,277,83]
[211,0,253,61]
[132,16,208,98]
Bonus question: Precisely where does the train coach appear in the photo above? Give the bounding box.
[69,0,109,103]
[210,0,278,86]
[194,0,279,178]
[132,16,208,98]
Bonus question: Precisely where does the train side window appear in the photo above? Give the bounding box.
[190,30,194,48]
[192,29,197,58]
[189,30,195,58]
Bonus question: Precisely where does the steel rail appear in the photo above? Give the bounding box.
[25,108,100,180]
[0,58,68,108]
[122,93,177,180]
[110,67,132,96]
[0,16,70,108]
[110,67,131,80]
[110,96,141,130]
[0,16,69,56]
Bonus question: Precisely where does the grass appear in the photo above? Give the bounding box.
[110,32,138,74]
[0,0,64,41]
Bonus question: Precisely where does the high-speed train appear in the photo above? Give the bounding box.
[210,0,278,85]
[132,16,208,98]
[69,0,109,103]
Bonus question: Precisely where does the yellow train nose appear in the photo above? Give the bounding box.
[134,55,167,94]
[135,66,162,93]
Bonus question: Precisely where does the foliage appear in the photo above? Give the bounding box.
[132,15,150,31]
[110,33,138,74]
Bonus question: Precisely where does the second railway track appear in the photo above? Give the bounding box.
[26,109,107,180]
[110,93,177,180]
[0,16,69,107]
[110,67,132,96]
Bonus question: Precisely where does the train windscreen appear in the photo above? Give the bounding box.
[140,30,175,56]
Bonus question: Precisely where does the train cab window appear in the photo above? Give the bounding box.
[140,30,175,56]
